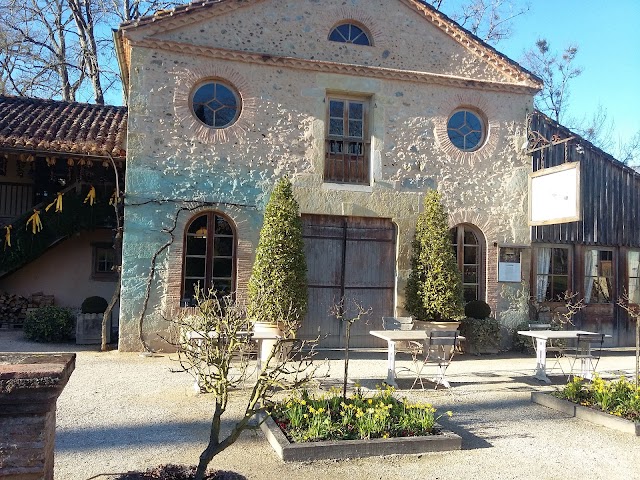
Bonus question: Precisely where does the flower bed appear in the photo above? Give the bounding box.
[262,386,462,461]
[531,376,640,436]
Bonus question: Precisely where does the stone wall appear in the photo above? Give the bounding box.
[118,0,536,350]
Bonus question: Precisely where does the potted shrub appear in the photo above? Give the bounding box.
[460,300,501,354]
[405,190,464,333]
[247,178,307,362]
[76,296,109,344]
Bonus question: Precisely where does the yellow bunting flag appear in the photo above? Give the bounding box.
[26,210,43,234]
[4,225,11,249]
[45,192,64,213]
[84,186,96,206]
[109,189,120,205]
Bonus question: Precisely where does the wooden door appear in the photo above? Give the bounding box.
[300,214,396,348]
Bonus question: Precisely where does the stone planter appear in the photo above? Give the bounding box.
[260,414,462,462]
[531,392,640,436]
[253,322,283,363]
[0,353,76,480]
[76,312,110,345]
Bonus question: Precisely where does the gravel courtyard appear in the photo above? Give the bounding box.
[1,330,639,480]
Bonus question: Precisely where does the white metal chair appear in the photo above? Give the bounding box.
[410,330,458,390]
[567,333,605,380]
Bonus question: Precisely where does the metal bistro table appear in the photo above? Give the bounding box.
[369,330,463,388]
[517,329,608,383]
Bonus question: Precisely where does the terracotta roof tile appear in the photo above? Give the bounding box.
[0,95,127,158]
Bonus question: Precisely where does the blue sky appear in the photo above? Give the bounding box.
[456,0,640,151]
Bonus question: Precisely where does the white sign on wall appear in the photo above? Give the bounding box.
[498,247,522,282]
[529,162,581,226]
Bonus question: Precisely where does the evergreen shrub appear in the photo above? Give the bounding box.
[247,178,307,337]
[464,300,492,319]
[24,306,75,342]
[81,296,108,314]
[405,190,463,321]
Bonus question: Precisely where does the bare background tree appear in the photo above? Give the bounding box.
[521,38,640,167]
[427,0,530,45]
[0,0,181,103]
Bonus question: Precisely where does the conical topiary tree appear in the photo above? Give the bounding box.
[247,177,307,337]
[405,190,464,321]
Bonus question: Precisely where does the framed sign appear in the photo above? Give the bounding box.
[498,247,522,282]
[529,162,581,226]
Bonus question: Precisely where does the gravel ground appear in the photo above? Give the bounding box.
[1,330,639,480]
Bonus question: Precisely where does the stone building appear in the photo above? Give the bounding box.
[114,0,543,351]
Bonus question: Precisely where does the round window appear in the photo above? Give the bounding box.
[446,109,485,151]
[191,81,241,128]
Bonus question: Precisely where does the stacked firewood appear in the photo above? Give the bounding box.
[0,292,54,328]
[0,292,29,328]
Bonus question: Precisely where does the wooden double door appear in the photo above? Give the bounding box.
[299,214,396,348]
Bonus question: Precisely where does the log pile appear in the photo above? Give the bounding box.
[0,292,55,328]
[0,292,29,328]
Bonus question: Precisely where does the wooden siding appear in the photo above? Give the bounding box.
[530,111,640,247]
[0,182,33,221]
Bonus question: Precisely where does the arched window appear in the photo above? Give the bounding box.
[182,212,236,305]
[450,224,485,303]
[328,23,372,46]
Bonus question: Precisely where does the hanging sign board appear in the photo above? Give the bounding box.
[528,162,581,225]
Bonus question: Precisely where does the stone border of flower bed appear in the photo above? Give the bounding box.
[259,414,462,462]
[531,392,640,436]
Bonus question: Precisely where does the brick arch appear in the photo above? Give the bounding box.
[162,205,255,315]
[448,209,498,310]
[317,7,384,46]
[434,92,500,166]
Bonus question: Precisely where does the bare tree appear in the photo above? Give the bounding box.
[522,38,582,124]
[427,0,530,44]
[0,0,83,101]
[0,0,182,103]
[330,298,371,400]
[617,292,640,388]
[171,287,324,480]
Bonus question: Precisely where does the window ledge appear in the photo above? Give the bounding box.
[322,182,373,193]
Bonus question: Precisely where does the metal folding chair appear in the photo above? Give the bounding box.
[567,333,605,380]
[411,330,458,390]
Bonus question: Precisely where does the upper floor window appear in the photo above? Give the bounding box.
[447,109,486,151]
[191,80,241,129]
[536,246,569,301]
[628,251,640,304]
[328,23,372,46]
[324,96,370,185]
[585,249,613,304]
[182,212,235,305]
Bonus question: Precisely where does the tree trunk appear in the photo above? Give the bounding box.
[102,280,120,351]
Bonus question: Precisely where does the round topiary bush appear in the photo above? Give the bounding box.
[464,300,492,319]
[24,306,75,343]
[81,296,108,314]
